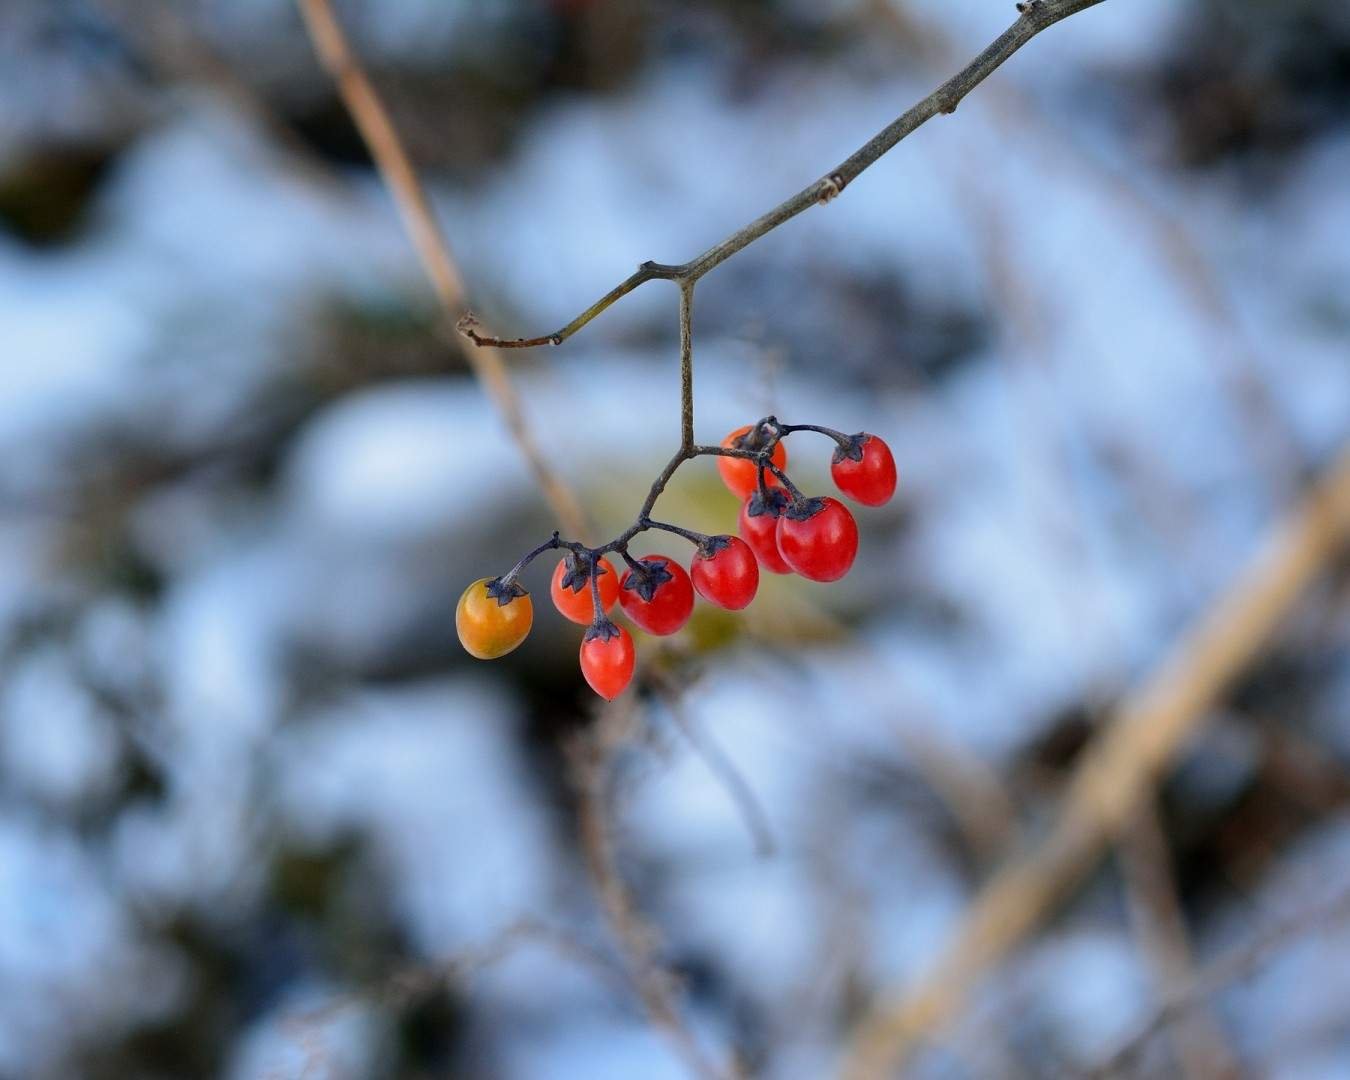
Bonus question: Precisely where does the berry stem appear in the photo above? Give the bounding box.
[755,459,771,500]
[589,554,605,624]
[493,422,813,589]
[774,421,854,451]
[644,519,711,547]
[678,281,695,453]
[499,531,562,587]
[764,462,808,503]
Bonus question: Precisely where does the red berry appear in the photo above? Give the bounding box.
[831,433,897,507]
[579,621,635,700]
[618,555,695,635]
[550,554,620,625]
[738,488,793,575]
[717,424,788,500]
[690,535,760,610]
[775,496,858,581]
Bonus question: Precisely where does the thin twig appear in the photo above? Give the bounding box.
[839,445,1350,1078]
[294,0,590,538]
[567,700,740,1080]
[275,917,628,1068]
[889,715,1019,864]
[876,0,1304,496]
[648,669,778,858]
[1088,885,1350,1078]
[458,0,1108,350]
[96,0,347,195]
[1117,798,1241,1080]
[679,281,696,453]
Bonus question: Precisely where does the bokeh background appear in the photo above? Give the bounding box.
[3,0,1350,1077]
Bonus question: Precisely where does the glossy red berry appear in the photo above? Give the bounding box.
[776,496,858,581]
[690,535,760,610]
[717,424,788,500]
[831,433,897,507]
[550,554,620,625]
[579,621,635,700]
[738,488,793,575]
[618,555,695,635]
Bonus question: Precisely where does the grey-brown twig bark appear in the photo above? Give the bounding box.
[458,0,1108,351]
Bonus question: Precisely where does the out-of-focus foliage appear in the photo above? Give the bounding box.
[1,1,1348,1077]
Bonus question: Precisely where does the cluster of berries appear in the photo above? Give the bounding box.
[455,418,896,699]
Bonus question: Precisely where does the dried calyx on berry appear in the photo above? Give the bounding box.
[583,617,623,643]
[485,577,528,605]
[733,420,776,452]
[831,432,869,464]
[621,557,674,602]
[782,495,827,521]
[744,487,791,517]
[559,551,602,593]
[696,534,734,559]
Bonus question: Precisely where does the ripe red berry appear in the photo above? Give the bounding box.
[775,496,858,581]
[717,424,788,500]
[579,621,635,700]
[738,488,793,575]
[550,554,620,625]
[831,433,897,507]
[690,535,760,610]
[619,555,695,635]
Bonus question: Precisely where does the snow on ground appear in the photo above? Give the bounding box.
[1,2,1347,1074]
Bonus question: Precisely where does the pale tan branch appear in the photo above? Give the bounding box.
[840,444,1350,1079]
[295,0,589,538]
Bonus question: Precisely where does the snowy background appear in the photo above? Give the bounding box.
[2,0,1349,1076]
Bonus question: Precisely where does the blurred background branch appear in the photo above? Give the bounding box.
[295,0,590,538]
[843,446,1350,1077]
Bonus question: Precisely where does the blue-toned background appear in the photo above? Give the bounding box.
[2,1,1349,1076]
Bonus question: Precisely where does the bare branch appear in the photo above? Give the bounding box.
[459,0,1108,349]
[1089,885,1350,1078]
[840,445,1350,1078]
[567,700,741,1080]
[1118,797,1240,1080]
[648,670,777,859]
[294,0,590,538]
[275,917,627,1072]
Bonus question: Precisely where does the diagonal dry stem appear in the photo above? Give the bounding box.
[839,444,1350,1079]
[295,0,590,538]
